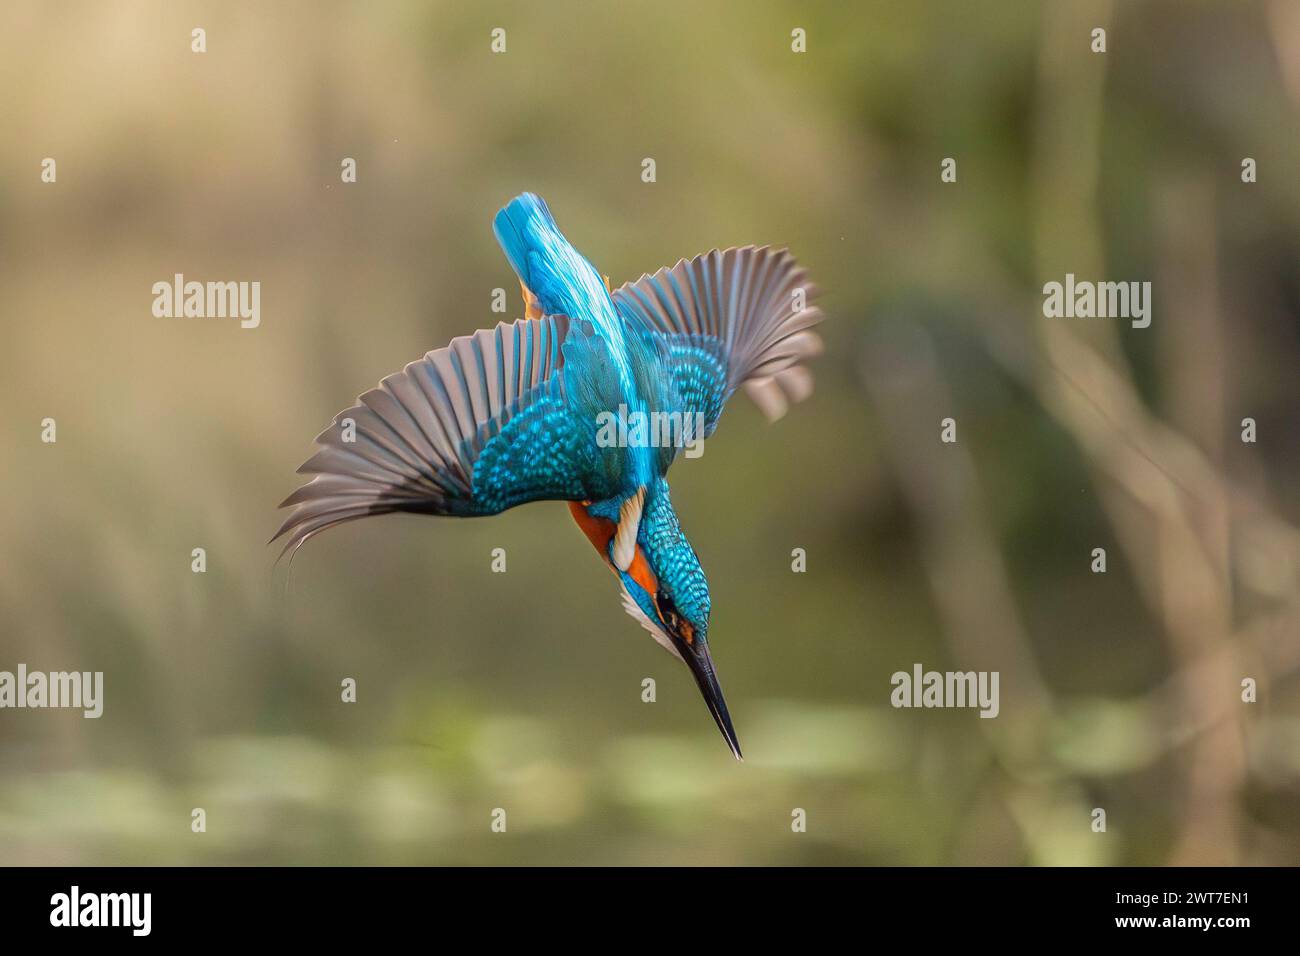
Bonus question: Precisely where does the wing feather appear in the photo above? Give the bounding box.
[273,313,616,561]
[612,246,824,435]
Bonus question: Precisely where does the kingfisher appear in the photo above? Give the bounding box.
[274,193,824,759]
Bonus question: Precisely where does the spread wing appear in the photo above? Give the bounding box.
[611,246,824,441]
[272,314,624,560]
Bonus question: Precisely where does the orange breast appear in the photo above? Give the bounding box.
[568,501,615,558]
[626,546,659,596]
[567,501,659,594]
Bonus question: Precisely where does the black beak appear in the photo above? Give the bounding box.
[678,639,743,760]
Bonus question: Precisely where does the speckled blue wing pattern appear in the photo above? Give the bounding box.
[273,313,619,560]
[612,246,825,438]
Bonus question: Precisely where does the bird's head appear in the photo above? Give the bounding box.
[568,480,742,759]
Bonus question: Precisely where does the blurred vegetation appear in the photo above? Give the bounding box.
[0,0,1297,865]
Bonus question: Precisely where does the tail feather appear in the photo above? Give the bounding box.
[492,193,611,322]
[492,192,558,293]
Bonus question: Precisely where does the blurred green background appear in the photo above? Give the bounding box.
[1,0,1298,865]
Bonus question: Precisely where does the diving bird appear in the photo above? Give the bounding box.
[274,193,824,758]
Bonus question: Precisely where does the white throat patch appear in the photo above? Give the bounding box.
[619,586,682,660]
[611,486,645,572]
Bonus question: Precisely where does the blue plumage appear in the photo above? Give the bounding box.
[277,193,825,758]
[494,193,622,342]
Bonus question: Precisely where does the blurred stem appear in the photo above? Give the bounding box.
[860,331,1052,749]
[1017,0,1257,863]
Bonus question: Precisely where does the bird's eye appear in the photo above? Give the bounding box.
[654,591,679,630]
